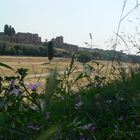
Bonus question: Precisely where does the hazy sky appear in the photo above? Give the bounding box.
[0,0,140,52]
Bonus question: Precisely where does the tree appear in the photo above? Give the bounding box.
[11,27,15,35]
[14,45,21,55]
[47,41,54,62]
[4,24,9,35]
[8,25,12,36]
[4,24,15,36]
[77,51,92,63]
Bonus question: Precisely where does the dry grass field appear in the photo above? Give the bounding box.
[0,56,75,75]
[0,56,135,83]
[0,56,81,83]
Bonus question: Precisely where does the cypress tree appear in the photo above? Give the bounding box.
[4,25,15,36]
[11,27,15,35]
[8,25,12,36]
[4,24,9,35]
[47,41,54,62]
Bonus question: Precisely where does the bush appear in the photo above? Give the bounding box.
[77,51,92,63]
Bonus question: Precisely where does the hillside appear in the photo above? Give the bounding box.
[78,47,140,63]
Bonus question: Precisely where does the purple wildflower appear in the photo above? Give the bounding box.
[79,123,96,133]
[27,123,41,131]
[74,101,83,110]
[90,126,96,133]
[12,88,21,96]
[45,112,51,120]
[29,82,41,91]
[80,136,86,140]
[79,124,93,129]
[9,79,15,89]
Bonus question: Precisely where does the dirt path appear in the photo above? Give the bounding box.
[26,71,63,79]
[26,70,83,79]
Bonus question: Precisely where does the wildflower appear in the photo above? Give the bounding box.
[80,136,86,140]
[29,82,41,91]
[27,123,41,131]
[90,126,96,133]
[45,112,51,120]
[75,102,83,107]
[106,99,112,104]
[74,101,83,110]
[79,123,92,129]
[12,88,21,96]
[9,79,15,89]
[79,123,96,133]
[118,115,124,121]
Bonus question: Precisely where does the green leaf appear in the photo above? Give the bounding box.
[0,62,14,71]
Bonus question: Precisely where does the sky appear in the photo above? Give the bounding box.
[0,0,140,53]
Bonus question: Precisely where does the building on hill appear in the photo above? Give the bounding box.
[51,36,64,48]
[64,43,78,52]
[51,36,78,53]
[15,32,41,44]
[0,32,41,44]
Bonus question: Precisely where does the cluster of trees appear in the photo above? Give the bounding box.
[77,49,140,63]
[54,49,71,58]
[0,40,72,59]
[0,42,48,56]
[4,24,15,36]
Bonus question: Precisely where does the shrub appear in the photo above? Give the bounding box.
[77,51,92,63]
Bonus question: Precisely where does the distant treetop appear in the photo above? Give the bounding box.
[4,24,16,36]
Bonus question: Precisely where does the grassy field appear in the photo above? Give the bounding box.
[0,56,82,84]
[0,56,71,75]
[0,56,104,75]
[0,56,135,82]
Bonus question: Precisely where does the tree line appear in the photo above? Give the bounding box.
[0,42,48,56]
[77,49,140,63]
[0,40,71,58]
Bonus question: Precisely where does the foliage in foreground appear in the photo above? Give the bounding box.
[0,58,140,140]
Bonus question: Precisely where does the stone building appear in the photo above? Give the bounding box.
[15,32,41,44]
[0,32,41,44]
[51,36,64,48]
[51,36,78,53]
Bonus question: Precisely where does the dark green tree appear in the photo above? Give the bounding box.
[14,45,21,55]
[77,51,92,63]
[8,25,12,36]
[4,24,9,35]
[4,24,15,36]
[47,41,54,62]
[11,27,15,35]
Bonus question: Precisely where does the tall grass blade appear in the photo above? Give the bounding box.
[45,67,58,107]
[0,62,14,71]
